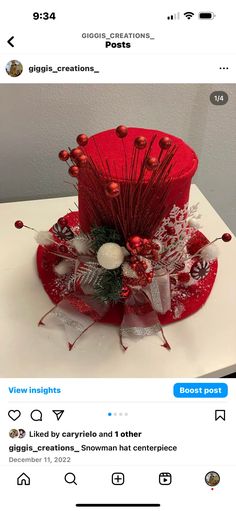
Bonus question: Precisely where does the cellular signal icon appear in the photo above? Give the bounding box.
[167,12,180,20]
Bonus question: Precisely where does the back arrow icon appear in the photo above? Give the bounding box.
[7,36,14,47]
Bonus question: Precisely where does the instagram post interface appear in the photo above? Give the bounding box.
[0,3,236,510]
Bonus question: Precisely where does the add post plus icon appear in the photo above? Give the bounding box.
[112,473,125,485]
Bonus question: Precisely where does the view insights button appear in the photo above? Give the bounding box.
[173,383,228,398]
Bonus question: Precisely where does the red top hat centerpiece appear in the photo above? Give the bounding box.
[15,126,232,350]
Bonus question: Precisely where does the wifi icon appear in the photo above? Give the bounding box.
[184,11,194,19]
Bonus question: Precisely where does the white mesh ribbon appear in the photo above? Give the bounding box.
[53,300,96,340]
[43,297,109,348]
[148,269,171,314]
[120,289,162,339]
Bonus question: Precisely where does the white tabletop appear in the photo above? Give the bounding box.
[0,185,235,378]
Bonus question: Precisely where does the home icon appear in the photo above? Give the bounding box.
[17,473,30,485]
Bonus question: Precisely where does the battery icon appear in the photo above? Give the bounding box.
[199,12,215,19]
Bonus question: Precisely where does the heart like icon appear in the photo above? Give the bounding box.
[8,410,21,421]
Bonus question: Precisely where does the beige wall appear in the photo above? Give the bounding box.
[0,84,235,232]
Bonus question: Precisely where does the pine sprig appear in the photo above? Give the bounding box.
[94,267,122,303]
[91,225,123,252]
[77,261,103,287]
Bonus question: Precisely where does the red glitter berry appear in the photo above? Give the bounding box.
[14,220,24,229]
[70,147,83,161]
[134,136,147,149]
[77,154,88,167]
[120,285,131,299]
[159,136,172,150]
[76,134,88,146]
[58,150,70,161]
[105,181,120,198]
[58,217,68,227]
[222,233,232,242]
[146,156,158,170]
[69,165,80,177]
[115,125,128,138]
[128,235,143,248]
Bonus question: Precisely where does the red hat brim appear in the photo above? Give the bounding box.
[36,211,218,327]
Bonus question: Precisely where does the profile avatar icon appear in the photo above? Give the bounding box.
[9,428,18,438]
[6,60,23,77]
[18,429,26,439]
[205,471,220,487]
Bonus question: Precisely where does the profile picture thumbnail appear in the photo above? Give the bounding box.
[6,60,23,77]
[9,428,26,438]
[9,428,18,438]
[18,429,26,438]
[205,471,220,487]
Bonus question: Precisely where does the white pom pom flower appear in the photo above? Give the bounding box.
[54,260,74,276]
[71,234,92,255]
[35,231,54,246]
[200,243,219,262]
[188,218,201,229]
[97,242,125,270]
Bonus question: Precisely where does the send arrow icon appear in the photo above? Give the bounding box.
[52,410,64,421]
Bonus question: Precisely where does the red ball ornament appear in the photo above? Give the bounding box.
[178,272,190,283]
[58,150,70,161]
[77,154,88,167]
[145,156,158,170]
[14,220,24,229]
[128,235,143,249]
[70,147,83,161]
[120,285,131,299]
[76,134,88,146]
[141,261,148,270]
[159,136,172,150]
[222,233,232,242]
[59,244,69,254]
[137,269,143,277]
[58,217,68,227]
[115,125,128,138]
[134,136,147,149]
[105,181,120,198]
[68,165,79,177]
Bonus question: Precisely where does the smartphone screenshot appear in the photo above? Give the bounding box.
[0,2,235,510]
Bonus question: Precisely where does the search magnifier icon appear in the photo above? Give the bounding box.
[64,472,77,485]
